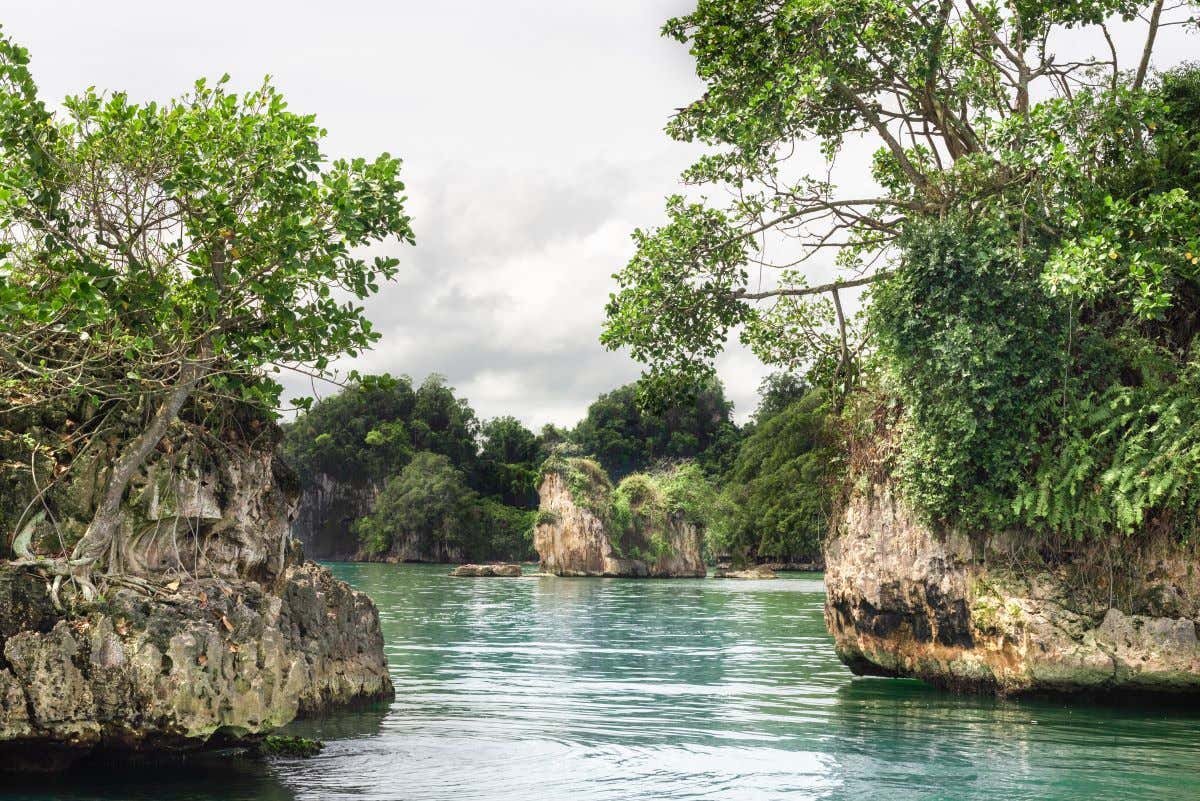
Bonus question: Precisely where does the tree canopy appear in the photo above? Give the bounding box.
[0,29,413,596]
[711,388,841,564]
[605,2,1200,544]
[570,380,740,480]
[602,1,1198,396]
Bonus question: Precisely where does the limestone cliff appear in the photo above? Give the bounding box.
[291,473,378,560]
[0,426,393,770]
[290,474,465,563]
[533,462,706,578]
[824,483,1200,696]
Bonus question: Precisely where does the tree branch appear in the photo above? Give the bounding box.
[1134,0,1166,91]
[732,271,890,301]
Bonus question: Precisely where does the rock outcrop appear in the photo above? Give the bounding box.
[533,463,706,578]
[449,563,522,577]
[715,565,777,579]
[824,483,1200,696]
[0,424,393,770]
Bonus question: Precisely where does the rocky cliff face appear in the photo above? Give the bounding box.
[0,429,394,770]
[824,483,1200,696]
[290,473,377,561]
[291,474,465,563]
[533,471,705,578]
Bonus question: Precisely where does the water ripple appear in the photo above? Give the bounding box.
[259,564,1200,801]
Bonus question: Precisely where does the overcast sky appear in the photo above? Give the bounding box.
[3,0,764,428]
[3,2,1194,429]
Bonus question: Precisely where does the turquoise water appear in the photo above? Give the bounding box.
[4,562,1199,800]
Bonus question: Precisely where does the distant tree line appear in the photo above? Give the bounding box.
[281,370,839,564]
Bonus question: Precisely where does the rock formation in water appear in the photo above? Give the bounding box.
[533,457,706,578]
[0,426,393,770]
[714,565,777,579]
[449,563,522,577]
[824,483,1200,696]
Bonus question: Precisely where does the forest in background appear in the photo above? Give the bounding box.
[280,370,839,565]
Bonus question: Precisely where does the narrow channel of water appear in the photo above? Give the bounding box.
[5,563,1198,800]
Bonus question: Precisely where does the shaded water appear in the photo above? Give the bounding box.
[4,562,1198,800]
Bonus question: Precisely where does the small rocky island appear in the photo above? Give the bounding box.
[533,451,706,578]
[0,426,393,771]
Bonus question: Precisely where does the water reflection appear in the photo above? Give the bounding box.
[0,754,294,801]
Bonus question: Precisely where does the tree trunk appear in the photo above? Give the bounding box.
[68,356,206,598]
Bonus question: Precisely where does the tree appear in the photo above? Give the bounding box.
[0,31,413,597]
[281,373,481,488]
[601,1,1195,399]
[281,374,417,484]
[603,3,1200,542]
[570,380,740,479]
[749,372,812,427]
[713,390,841,564]
[354,452,476,560]
[477,416,540,507]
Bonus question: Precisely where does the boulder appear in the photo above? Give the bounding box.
[715,565,777,579]
[824,482,1200,696]
[449,563,522,577]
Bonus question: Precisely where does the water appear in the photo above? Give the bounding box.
[4,563,1199,800]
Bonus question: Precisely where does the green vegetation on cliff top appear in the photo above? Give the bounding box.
[602,1,1200,548]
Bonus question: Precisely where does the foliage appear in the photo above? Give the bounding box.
[605,3,1200,547]
[874,67,1200,539]
[873,212,1066,528]
[352,448,539,563]
[748,372,812,427]
[354,452,478,559]
[569,379,740,480]
[474,498,537,562]
[0,29,412,589]
[477,416,540,507]
[601,1,1186,397]
[712,390,841,564]
[282,373,481,484]
[1014,369,1200,541]
[608,463,718,564]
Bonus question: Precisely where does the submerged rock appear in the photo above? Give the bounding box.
[450,563,522,577]
[532,459,705,578]
[0,425,393,770]
[824,483,1200,696]
[253,734,324,759]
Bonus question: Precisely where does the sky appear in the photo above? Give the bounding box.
[2,2,1195,429]
[2,0,766,428]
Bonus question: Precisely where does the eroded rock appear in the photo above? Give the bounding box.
[824,483,1200,696]
[450,563,522,577]
[533,466,706,578]
[715,565,777,579]
[0,426,393,770]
